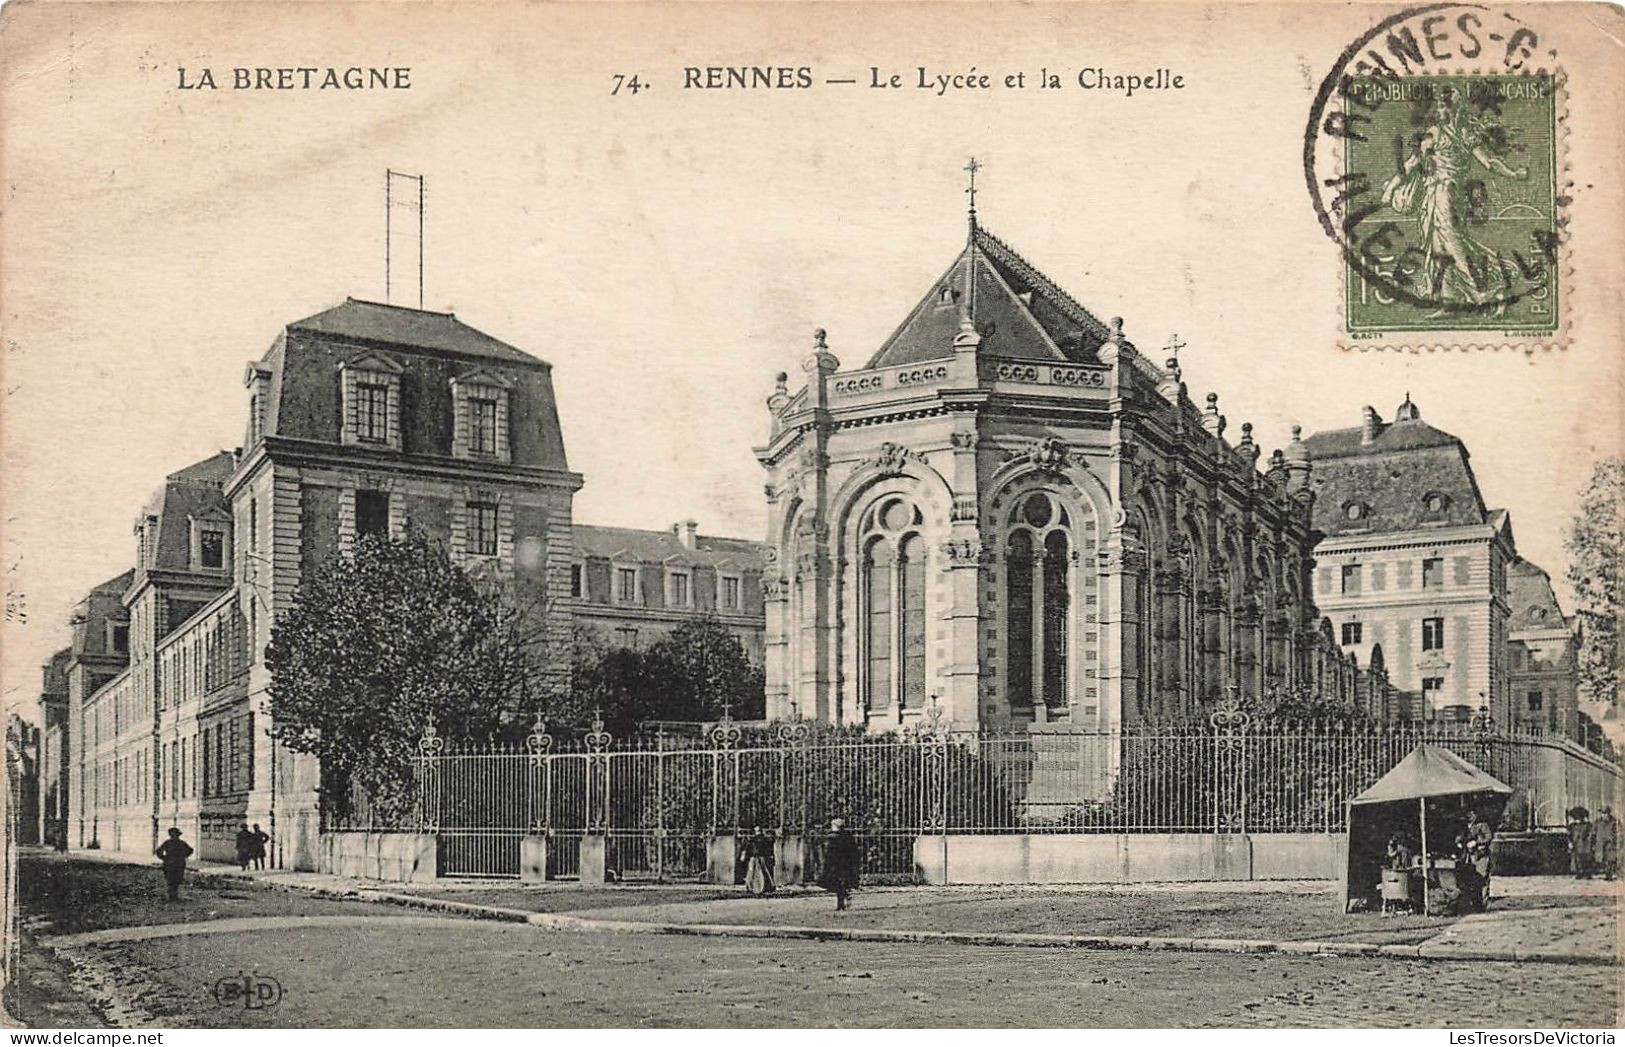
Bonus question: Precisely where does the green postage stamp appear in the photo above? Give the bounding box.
[1335,73,1563,347]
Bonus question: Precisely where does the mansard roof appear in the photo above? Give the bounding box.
[865,226,1114,369]
[288,298,546,368]
[140,451,236,574]
[1305,399,1491,538]
[573,524,767,569]
[1508,558,1573,633]
[252,299,571,470]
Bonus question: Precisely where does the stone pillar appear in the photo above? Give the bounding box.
[520,835,549,883]
[708,833,740,885]
[1235,592,1261,698]
[1156,564,1190,718]
[579,834,610,883]
[775,834,806,886]
[1097,538,1145,734]
[800,331,839,723]
[942,451,984,726]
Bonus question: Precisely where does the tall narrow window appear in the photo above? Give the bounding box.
[200,529,224,569]
[1005,492,1077,711]
[356,490,389,539]
[1042,530,1070,707]
[1006,531,1035,706]
[1341,564,1362,594]
[1422,616,1445,651]
[1422,557,1444,589]
[864,539,893,709]
[357,382,390,443]
[470,397,498,455]
[469,502,498,556]
[899,534,927,710]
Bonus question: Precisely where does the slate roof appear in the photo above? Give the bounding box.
[865,227,1114,368]
[288,298,546,367]
[140,452,235,574]
[573,524,767,569]
[1304,399,1490,537]
[1507,558,1572,632]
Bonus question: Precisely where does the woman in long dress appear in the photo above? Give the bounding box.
[744,827,776,896]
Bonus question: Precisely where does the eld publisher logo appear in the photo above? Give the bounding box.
[212,973,283,1010]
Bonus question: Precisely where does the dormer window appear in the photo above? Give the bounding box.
[1343,501,1369,523]
[340,352,403,450]
[452,370,513,463]
[188,511,231,574]
[1422,491,1449,515]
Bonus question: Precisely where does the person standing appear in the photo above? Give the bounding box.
[235,824,254,871]
[156,827,193,901]
[744,826,777,896]
[1593,806,1618,881]
[1568,807,1595,879]
[1461,808,1495,912]
[820,818,860,912]
[250,823,270,871]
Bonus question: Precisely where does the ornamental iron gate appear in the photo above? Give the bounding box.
[324,701,1625,879]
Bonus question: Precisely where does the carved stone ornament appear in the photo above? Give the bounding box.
[950,495,979,523]
[866,441,923,476]
[940,538,984,564]
[1016,437,1070,473]
[950,430,979,451]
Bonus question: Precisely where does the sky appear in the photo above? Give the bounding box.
[4,1,1621,724]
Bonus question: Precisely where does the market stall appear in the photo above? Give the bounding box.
[1343,745,1513,915]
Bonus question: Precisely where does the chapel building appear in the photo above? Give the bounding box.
[755,211,1356,732]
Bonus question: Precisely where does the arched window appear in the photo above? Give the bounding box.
[1006,492,1074,710]
[859,498,926,712]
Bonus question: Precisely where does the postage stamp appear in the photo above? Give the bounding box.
[1305,6,1569,351]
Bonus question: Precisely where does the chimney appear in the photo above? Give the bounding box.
[1361,405,1380,445]
[673,519,699,549]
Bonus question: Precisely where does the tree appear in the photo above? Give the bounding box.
[562,616,765,734]
[1566,457,1625,706]
[265,534,549,820]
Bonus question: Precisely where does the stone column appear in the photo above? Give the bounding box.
[1155,564,1189,718]
[942,429,983,727]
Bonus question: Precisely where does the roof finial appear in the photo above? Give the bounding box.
[963,156,981,234]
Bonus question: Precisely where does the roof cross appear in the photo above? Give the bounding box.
[964,157,981,227]
[1164,333,1187,361]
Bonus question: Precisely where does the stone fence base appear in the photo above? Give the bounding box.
[912,833,1350,885]
[319,831,437,883]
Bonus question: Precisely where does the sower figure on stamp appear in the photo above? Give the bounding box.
[156,827,194,902]
[1382,86,1529,312]
[820,817,860,912]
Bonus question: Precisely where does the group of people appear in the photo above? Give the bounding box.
[1566,805,1619,880]
[235,823,271,871]
[1379,807,1496,914]
[152,823,270,901]
[738,818,862,911]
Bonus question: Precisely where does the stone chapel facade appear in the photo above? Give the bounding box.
[756,217,1341,732]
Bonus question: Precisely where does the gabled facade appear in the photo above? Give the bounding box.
[756,218,1350,735]
[1305,399,1515,724]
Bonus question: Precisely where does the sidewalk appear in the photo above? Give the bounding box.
[64,848,1623,967]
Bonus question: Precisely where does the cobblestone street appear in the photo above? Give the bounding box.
[10,855,1621,1028]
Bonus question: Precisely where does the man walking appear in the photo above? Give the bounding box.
[820,817,860,912]
[1461,808,1495,911]
[156,827,194,901]
[1593,806,1618,881]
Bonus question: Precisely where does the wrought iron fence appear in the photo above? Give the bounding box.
[324,702,1625,879]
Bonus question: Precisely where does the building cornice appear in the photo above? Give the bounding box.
[227,437,583,497]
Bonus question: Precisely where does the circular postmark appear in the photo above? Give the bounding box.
[1306,5,1564,333]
